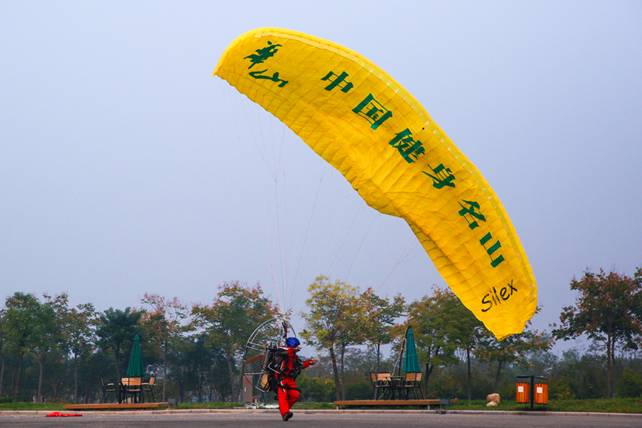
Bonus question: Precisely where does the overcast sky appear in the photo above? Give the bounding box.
[1,1,640,345]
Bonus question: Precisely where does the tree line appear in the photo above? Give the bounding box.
[0,268,639,403]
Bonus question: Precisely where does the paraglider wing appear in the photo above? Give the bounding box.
[213,28,537,339]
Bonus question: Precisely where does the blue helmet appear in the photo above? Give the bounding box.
[285,337,300,348]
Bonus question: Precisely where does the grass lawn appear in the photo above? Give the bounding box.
[177,398,642,413]
[294,402,336,409]
[448,397,642,413]
[0,402,65,411]
[176,401,241,409]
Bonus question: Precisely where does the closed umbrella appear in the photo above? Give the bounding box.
[126,334,144,378]
[402,327,421,373]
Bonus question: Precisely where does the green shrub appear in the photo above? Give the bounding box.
[549,378,575,400]
[298,376,335,402]
[617,368,642,398]
[345,381,372,400]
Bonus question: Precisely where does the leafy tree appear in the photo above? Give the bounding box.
[191,282,278,401]
[445,294,483,401]
[1,293,42,398]
[166,334,210,402]
[0,312,6,397]
[80,349,113,402]
[166,333,220,402]
[553,268,641,397]
[476,313,553,391]
[180,333,231,402]
[360,288,405,371]
[548,349,606,399]
[96,307,142,381]
[62,302,96,402]
[140,294,187,401]
[301,276,363,400]
[31,294,66,402]
[407,288,461,390]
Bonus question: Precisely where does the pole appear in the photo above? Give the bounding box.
[282,321,288,344]
[396,334,406,377]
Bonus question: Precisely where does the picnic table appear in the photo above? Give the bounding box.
[370,372,424,400]
[101,377,156,403]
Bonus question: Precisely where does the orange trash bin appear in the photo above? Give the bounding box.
[534,383,548,405]
[516,382,529,404]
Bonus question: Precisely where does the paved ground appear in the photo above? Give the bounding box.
[0,411,641,428]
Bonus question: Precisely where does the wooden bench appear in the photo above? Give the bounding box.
[334,399,457,410]
[64,402,169,411]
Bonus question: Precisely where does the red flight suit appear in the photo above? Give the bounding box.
[275,347,313,418]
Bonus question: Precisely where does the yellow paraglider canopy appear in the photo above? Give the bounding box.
[213,28,537,339]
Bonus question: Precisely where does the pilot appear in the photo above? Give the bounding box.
[273,337,316,421]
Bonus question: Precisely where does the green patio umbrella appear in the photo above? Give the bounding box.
[402,327,421,373]
[126,334,144,378]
